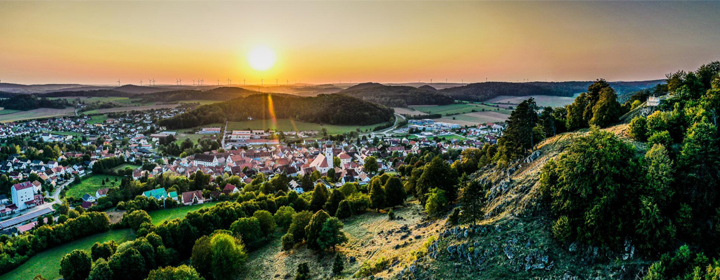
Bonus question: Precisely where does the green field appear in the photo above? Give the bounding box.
[65,175,123,199]
[87,114,108,124]
[0,109,19,115]
[52,96,139,105]
[0,229,135,280]
[410,103,512,115]
[108,164,140,174]
[174,133,213,145]
[227,119,381,135]
[49,131,83,137]
[149,202,219,225]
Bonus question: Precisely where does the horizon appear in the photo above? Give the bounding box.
[1,1,719,85]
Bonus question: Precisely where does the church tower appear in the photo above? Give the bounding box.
[325,142,333,169]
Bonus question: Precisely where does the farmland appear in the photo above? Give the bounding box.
[64,174,123,200]
[485,94,581,108]
[0,229,135,280]
[408,103,511,126]
[0,108,76,123]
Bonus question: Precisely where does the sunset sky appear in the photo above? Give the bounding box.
[1,1,719,85]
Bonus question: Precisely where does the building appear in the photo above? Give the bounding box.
[11,182,35,210]
[181,190,205,206]
[143,188,169,200]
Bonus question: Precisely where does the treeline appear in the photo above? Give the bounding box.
[0,211,111,274]
[338,83,454,107]
[91,156,126,174]
[536,62,720,278]
[404,113,442,119]
[158,93,394,129]
[0,94,71,110]
[134,87,262,103]
[439,80,663,103]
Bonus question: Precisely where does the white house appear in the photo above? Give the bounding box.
[11,182,36,210]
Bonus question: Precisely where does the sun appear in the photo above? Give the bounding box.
[247,46,276,71]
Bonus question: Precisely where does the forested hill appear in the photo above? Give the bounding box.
[134,87,264,103]
[337,82,454,107]
[0,94,71,110]
[158,93,394,129]
[439,80,664,102]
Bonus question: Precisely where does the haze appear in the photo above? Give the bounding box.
[1,1,719,85]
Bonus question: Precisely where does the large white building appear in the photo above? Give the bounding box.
[11,182,36,210]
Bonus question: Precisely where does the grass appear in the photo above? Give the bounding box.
[241,200,444,280]
[227,119,381,135]
[174,133,213,145]
[0,229,135,280]
[149,202,218,225]
[87,114,108,124]
[0,108,76,123]
[65,175,123,199]
[107,164,140,174]
[0,109,19,115]
[48,131,83,137]
[410,103,512,115]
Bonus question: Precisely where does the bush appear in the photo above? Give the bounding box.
[648,130,672,149]
[628,116,648,142]
[281,233,295,251]
[388,209,395,220]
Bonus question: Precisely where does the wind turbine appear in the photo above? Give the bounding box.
[117,79,121,87]
[140,80,143,86]
[152,78,156,86]
[227,78,231,85]
[178,79,182,85]
[243,79,246,86]
[148,79,152,86]
[192,79,195,86]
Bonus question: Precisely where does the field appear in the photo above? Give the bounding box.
[0,108,76,123]
[393,107,427,116]
[65,175,123,199]
[174,133,214,145]
[410,103,512,115]
[0,109,19,115]
[49,131,83,137]
[83,104,179,115]
[0,229,135,280]
[485,94,580,108]
[227,119,382,135]
[436,111,510,126]
[87,114,108,124]
[107,164,140,174]
[241,200,444,280]
[148,202,218,225]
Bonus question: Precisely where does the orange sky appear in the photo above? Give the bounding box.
[1,1,719,85]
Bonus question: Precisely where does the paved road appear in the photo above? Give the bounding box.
[362,113,406,137]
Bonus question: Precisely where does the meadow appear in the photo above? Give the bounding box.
[0,108,76,123]
[86,114,108,124]
[148,202,218,225]
[65,175,123,199]
[0,229,135,280]
[410,103,512,115]
[485,94,581,108]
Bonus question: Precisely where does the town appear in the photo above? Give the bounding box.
[0,107,505,236]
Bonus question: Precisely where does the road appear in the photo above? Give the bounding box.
[362,113,405,137]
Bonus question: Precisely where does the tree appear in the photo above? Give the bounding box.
[253,210,277,238]
[288,211,313,243]
[88,258,113,280]
[124,210,152,232]
[383,177,405,207]
[628,116,648,142]
[324,190,345,217]
[318,217,348,252]
[494,98,539,163]
[332,255,344,276]
[364,156,379,175]
[146,265,203,280]
[210,232,247,280]
[589,87,622,127]
[230,217,263,249]
[335,200,353,219]
[416,157,459,204]
[461,180,487,225]
[191,236,212,277]
[539,128,641,248]
[425,188,447,216]
[338,183,357,197]
[305,210,330,250]
[274,206,296,230]
[648,130,672,149]
[281,233,295,251]
[91,241,117,261]
[295,263,310,280]
[309,183,329,212]
[369,180,386,211]
[678,119,720,215]
[60,250,92,280]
